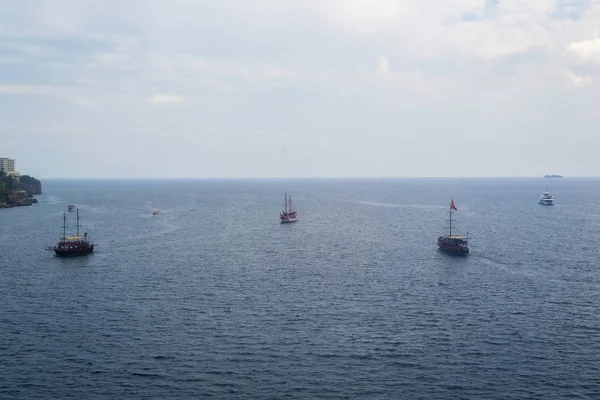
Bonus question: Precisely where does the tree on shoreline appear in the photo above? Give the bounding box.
[0,172,42,204]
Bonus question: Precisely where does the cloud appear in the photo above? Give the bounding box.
[262,68,297,79]
[377,57,390,74]
[146,94,185,104]
[566,36,600,63]
[2,1,600,178]
[0,85,54,95]
[566,70,593,88]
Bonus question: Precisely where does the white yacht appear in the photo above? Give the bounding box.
[539,189,554,206]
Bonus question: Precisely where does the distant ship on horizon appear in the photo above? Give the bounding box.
[539,189,554,206]
[544,175,563,178]
[280,193,298,223]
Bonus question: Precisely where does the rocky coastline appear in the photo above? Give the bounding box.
[0,174,42,208]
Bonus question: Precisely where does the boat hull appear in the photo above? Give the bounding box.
[280,217,298,223]
[539,201,554,206]
[437,242,469,255]
[54,246,94,257]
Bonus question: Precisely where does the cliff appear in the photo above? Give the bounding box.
[19,175,43,196]
[0,173,42,208]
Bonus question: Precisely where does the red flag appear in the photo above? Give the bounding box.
[450,200,457,211]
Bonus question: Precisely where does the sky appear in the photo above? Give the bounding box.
[1,0,600,179]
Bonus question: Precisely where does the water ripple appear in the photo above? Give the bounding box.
[1,178,600,399]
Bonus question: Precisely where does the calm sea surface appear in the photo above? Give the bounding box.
[1,178,599,399]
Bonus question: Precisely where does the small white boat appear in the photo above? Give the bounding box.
[539,189,554,206]
[67,204,76,212]
[152,210,159,215]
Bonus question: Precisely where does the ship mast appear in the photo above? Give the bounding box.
[446,200,455,236]
[63,212,66,240]
[76,208,80,237]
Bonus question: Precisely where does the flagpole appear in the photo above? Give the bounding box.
[449,199,452,236]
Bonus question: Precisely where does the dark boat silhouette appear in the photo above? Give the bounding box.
[437,199,469,255]
[50,208,95,256]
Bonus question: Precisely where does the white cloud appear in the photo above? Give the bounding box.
[318,0,411,33]
[566,70,593,88]
[262,68,296,79]
[377,57,390,74]
[566,37,600,63]
[2,1,600,177]
[0,85,54,95]
[302,0,561,61]
[88,52,137,70]
[146,94,185,104]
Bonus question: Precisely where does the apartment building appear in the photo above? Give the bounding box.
[0,158,18,175]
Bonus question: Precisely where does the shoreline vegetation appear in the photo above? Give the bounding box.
[0,171,42,208]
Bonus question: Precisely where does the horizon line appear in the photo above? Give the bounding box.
[35,175,596,180]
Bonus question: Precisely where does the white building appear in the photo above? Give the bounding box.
[0,158,18,175]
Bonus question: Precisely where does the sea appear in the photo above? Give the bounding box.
[1,178,599,399]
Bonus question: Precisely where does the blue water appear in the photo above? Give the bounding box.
[1,178,600,399]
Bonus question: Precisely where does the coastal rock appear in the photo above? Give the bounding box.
[8,190,32,206]
[19,175,42,196]
[0,173,42,208]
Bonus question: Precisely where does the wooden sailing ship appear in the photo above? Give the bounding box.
[50,208,95,256]
[437,199,469,255]
[280,193,298,223]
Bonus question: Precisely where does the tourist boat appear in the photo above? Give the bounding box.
[539,189,554,206]
[152,209,159,215]
[51,208,95,257]
[437,199,469,255]
[67,204,76,212]
[280,193,298,223]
